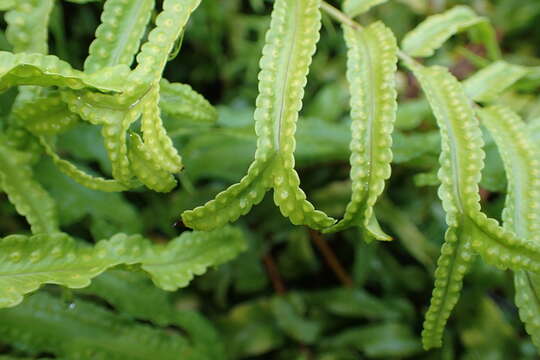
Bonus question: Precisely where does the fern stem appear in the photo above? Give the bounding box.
[309,230,354,288]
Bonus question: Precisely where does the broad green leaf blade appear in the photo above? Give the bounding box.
[0,227,246,308]
[343,0,388,18]
[324,21,397,241]
[160,78,218,124]
[128,132,177,192]
[5,0,54,54]
[478,105,540,349]
[464,61,528,102]
[0,142,58,234]
[0,292,192,360]
[85,0,155,73]
[402,6,484,58]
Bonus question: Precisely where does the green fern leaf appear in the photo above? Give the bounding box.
[85,0,154,73]
[5,0,53,54]
[463,61,529,103]
[0,227,246,308]
[0,142,58,234]
[11,92,78,135]
[478,105,540,350]
[343,0,388,18]
[323,21,397,241]
[39,136,130,192]
[128,132,178,192]
[402,6,485,58]
[0,52,130,92]
[183,0,336,231]
[160,78,218,124]
[407,63,540,349]
[130,0,201,84]
[141,85,183,173]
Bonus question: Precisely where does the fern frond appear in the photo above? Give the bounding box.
[401,6,484,58]
[182,160,273,230]
[324,21,397,241]
[464,61,529,102]
[421,225,474,348]
[131,0,201,84]
[0,52,129,92]
[160,79,218,124]
[343,0,388,18]
[0,142,58,234]
[63,89,143,186]
[267,0,335,229]
[12,93,79,135]
[128,132,177,192]
[5,0,53,54]
[0,227,246,308]
[183,0,336,230]
[141,85,183,173]
[39,136,130,192]
[85,0,154,73]
[478,105,540,349]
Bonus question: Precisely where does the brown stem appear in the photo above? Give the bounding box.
[309,230,354,288]
[263,253,286,295]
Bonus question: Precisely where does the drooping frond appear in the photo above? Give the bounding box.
[478,105,540,350]
[324,21,397,241]
[183,0,336,231]
[141,85,183,173]
[406,62,540,349]
[127,132,178,192]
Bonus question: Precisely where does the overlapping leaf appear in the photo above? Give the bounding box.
[0,226,246,308]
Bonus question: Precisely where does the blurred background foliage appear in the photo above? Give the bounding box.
[1,0,540,359]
